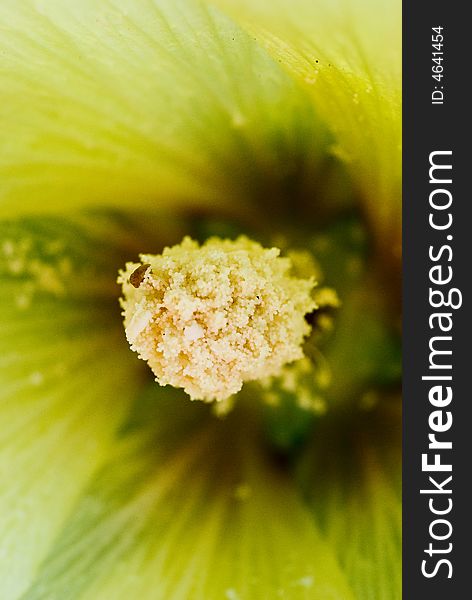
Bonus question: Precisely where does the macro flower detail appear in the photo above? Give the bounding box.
[1,0,401,598]
[119,236,316,401]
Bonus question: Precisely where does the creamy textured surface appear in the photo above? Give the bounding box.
[118,236,316,401]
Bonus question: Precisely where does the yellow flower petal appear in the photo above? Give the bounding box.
[22,390,355,600]
[212,0,401,257]
[298,404,402,600]
[0,0,332,219]
[0,214,141,597]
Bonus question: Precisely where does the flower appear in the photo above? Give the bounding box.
[0,1,401,599]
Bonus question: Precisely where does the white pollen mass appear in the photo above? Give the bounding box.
[118,236,317,402]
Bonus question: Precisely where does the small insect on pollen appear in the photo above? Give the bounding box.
[129,263,151,288]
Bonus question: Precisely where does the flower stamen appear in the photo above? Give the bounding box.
[118,236,317,402]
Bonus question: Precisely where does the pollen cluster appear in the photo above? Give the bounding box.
[118,236,316,402]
